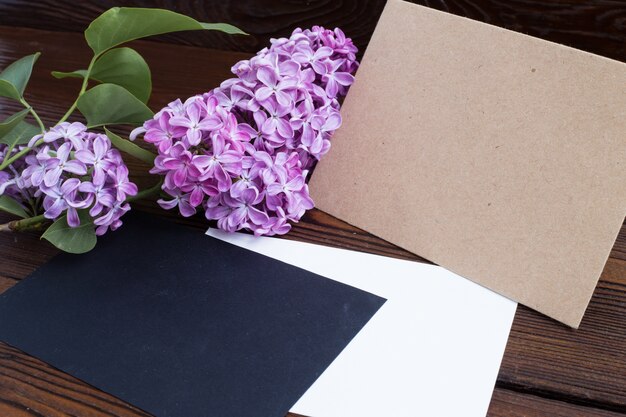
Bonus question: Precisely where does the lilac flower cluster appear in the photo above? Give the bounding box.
[133,26,358,235]
[18,122,138,235]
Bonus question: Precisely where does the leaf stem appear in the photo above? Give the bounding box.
[125,179,163,203]
[58,54,98,124]
[0,214,49,232]
[19,97,45,133]
[0,97,47,170]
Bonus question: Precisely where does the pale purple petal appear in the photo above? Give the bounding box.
[248,206,269,225]
[75,150,95,164]
[66,207,80,227]
[43,166,62,187]
[44,198,66,219]
[325,78,339,98]
[334,72,355,86]
[257,67,277,88]
[255,86,274,102]
[63,160,87,175]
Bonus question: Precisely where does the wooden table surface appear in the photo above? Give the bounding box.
[0,1,625,415]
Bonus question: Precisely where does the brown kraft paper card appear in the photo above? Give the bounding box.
[310,0,626,327]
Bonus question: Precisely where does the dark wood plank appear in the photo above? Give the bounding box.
[3,341,621,417]
[0,342,150,417]
[0,0,625,62]
[1,25,626,416]
[0,221,58,284]
[488,388,626,417]
[500,258,626,412]
[612,222,626,262]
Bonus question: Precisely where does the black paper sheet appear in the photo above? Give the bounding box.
[0,214,385,417]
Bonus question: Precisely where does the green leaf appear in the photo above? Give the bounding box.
[42,210,97,254]
[0,195,28,218]
[85,7,246,55]
[0,109,29,138]
[0,121,40,147]
[51,69,88,79]
[52,47,152,103]
[0,53,40,100]
[77,83,154,128]
[105,127,155,165]
[0,81,20,101]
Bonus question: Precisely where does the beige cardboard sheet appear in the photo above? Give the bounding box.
[310,0,626,327]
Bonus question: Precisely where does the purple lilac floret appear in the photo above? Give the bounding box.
[132,26,359,235]
[18,122,138,235]
[0,144,38,215]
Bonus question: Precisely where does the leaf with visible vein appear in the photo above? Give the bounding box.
[0,195,28,218]
[105,127,155,165]
[77,83,153,127]
[0,109,29,139]
[0,121,40,147]
[0,53,40,100]
[52,47,152,103]
[42,210,97,254]
[85,7,246,55]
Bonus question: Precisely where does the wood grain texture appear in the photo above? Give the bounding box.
[0,20,626,417]
[487,389,626,417]
[0,342,150,417]
[3,341,617,417]
[1,324,624,417]
[0,0,625,61]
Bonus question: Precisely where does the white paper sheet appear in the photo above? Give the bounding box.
[206,229,517,417]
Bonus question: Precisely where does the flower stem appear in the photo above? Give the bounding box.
[4,143,16,159]
[0,214,49,233]
[58,55,98,124]
[0,138,44,170]
[125,179,163,203]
